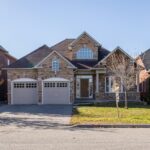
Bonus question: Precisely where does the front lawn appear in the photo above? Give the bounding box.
[71,102,150,125]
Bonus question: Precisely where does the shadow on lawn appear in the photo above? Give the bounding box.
[0,105,116,132]
[76,101,150,109]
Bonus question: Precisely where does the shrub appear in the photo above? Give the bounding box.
[141,92,150,105]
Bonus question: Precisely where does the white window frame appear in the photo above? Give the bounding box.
[76,47,93,59]
[105,76,124,93]
[52,58,60,72]
[7,59,10,65]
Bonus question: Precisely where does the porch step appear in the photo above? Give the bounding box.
[74,99,96,106]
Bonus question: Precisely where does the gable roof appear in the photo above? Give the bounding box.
[35,50,76,68]
[96,46,133,66]
[8,33,110,69]
[139,49,150,71]
[8,45,52,68]
[69,31,101,47]
[0,45,16,61]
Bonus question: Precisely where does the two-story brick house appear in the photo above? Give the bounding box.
[6,32,140,104]
[136,49,150,94]
[0,46,16,102]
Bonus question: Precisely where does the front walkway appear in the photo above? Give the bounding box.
[0,105,72,129]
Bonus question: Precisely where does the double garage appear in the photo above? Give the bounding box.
[11,78,71,105]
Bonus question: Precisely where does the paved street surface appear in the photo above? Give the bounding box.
[0,127,150,150]
[0,105,150,150]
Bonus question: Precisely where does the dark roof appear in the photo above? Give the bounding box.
[140,49,150,71]
[8,38,110,69]
[9,45,52,68]
[71,60,98,69]
[70,47,110,69]
[98,47,110,61]
[50,39,75,55]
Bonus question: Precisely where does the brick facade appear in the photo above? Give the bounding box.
[7,32,140,104]
[0,48,16,102]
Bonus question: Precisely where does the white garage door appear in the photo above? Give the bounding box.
[42,78,70,104]
[11,78,38,104]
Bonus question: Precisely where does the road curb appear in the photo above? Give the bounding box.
[72,124,150,128]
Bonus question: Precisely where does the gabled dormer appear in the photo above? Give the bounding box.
[68,32,101,60]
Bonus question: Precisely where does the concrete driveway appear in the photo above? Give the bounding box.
[0,105,72,129]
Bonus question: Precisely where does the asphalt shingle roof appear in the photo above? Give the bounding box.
[8,39,110,69]
[9,45,52,68]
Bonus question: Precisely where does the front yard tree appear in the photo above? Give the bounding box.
[105,48,136,109]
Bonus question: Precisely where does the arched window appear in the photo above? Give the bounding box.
[76,48,93,59]
[52,59,60,71]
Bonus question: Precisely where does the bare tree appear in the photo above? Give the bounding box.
[105,50,136,109]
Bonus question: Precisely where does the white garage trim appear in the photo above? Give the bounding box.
[43,77,70,82]
[12,78,37,82]
[42,77,71,104]
[11,78,38,105]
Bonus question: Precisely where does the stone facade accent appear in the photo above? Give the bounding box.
[7,52,75,104]
[7,32,140,104]
[136,57,150,92]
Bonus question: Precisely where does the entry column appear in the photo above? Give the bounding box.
[96,71,99,96]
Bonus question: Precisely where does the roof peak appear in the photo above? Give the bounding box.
[69,31,101,47]
[0,45,8,53]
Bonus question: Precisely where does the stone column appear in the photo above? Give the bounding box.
[38,77,42,104]
[96,71,99,97]
[136,72,139,92]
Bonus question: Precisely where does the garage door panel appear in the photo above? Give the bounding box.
[43,81,70,104]
[12,82,38,104]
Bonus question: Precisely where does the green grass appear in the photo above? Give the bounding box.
[71,102,150,125]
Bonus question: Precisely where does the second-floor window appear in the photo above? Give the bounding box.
[52,59,60,71]
[76,48,93,59]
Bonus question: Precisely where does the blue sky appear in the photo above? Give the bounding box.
[0,0,150,58]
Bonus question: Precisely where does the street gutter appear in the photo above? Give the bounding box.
[72,124,150,128]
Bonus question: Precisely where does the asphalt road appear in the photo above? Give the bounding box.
[0,127,150,150]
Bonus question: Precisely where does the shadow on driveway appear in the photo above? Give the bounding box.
[0,105,73,129]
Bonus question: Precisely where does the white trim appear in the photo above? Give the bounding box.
[76,75,93,99]
[105,76,124,93]
[42,78,71,104]
[12,78,37,82]
[52,58,60,72]
[11,82,13,105]
[7,59,10,66]
[68,82,71,104]
[34,50,76,69]
[96,71,99,93]
[41,81,44,104]
[69,31,101,47]
[11,78,38,105]
[136,73,140,92]
[43,77,70,82]
[96,46,134,66]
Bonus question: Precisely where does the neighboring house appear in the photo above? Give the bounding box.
[6,32,140,104]
[136,49,150,94]
[0,46,16,102]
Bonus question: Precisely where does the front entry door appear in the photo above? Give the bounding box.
[80,79,89,98]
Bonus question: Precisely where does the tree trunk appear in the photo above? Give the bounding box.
[124,90,128,109]
[115,92,120,118]
[116,100,120,118]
